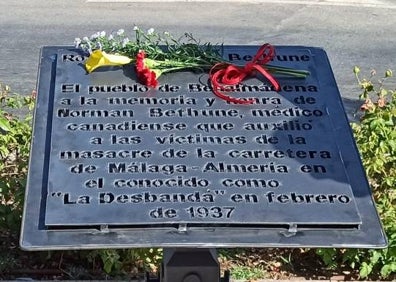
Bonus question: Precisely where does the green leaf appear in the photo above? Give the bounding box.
[380,262,396,277]
[0,117,11,132]
[103,260,113,273]
[359,262,372,278]
[370,250,382,264]
[385,69,393,78]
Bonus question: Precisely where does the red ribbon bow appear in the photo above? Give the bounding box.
[209,43,280,104]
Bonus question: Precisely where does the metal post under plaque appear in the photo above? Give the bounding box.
[157,248,225,282]
[21,46,386,254]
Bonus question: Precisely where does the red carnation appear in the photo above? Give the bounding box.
[135,50,159,88]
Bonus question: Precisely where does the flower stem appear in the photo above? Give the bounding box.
[266,65,310,78]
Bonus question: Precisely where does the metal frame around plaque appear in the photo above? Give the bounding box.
[20,45,387,250]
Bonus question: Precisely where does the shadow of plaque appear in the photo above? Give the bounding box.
[20,46,386,250]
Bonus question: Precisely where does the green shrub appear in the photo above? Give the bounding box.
[87,248,163,276]
[317,68,396,279]
[0,83,35,231]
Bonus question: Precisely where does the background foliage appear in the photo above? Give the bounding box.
[316,68,396,279]
[0,83,34,231]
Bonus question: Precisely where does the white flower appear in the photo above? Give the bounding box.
[74,37,81,48]
[108,34,114,40]
[122,38,130,47]
[90,32,100,40]
[82,36,89,42]
[100,31,106,37]
[133,26,139,31]
[117,29,125,36]
[147,28,155,35]
[82,41,92,54]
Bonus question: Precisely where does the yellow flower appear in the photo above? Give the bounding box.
[85,50,132,73]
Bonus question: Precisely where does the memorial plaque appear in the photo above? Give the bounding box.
[20,46,387,250]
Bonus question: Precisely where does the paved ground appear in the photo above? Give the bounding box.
[0,0,395,118]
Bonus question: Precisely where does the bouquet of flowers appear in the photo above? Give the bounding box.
[75,27,309,104]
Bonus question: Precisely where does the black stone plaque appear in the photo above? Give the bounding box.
[20,46,387,250]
